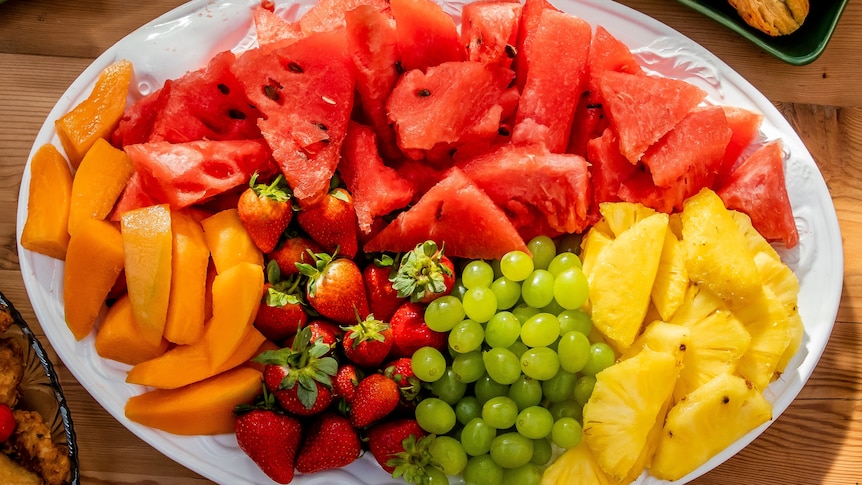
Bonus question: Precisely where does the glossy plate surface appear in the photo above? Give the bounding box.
[16,0,843,483]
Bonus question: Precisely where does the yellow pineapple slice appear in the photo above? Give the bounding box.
[589,212,669,351]
[651,373,772,481]
[599,201,657,238]
[580,224,614,280]
[753,250,803,373]
[680,188,761,305]
[583,348,680,482]
[730,209,781,262]
[651,230,689,321]
[621,321,690,366]
[733,286,791,390]
[540,440,614,485]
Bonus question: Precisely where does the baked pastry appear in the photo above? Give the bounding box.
[727,0,810,36]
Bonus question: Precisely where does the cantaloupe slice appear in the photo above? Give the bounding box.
[200,209,263,274]
[94,294,169,366]
[164,210,210,345]
[20,144,73,260]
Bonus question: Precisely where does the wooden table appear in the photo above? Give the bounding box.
[0,0,859,483]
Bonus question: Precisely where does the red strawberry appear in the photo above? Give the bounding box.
[363,254,406,322]
[286,319,343,355]
[387,301,447,360]
[295,412,362,473]
[235,408,302,484]
[254,262,307,342]
[257,326,338,416]
[391,241,456,303]
[297,252,370,325]
[269,235,323,277]
[367,418,429,475]
[296,186,359,258]
[349,373,400,428]
[383,358,421,402]
[237,173,293,253]
[341,314,393,368]
[333,364,363,403]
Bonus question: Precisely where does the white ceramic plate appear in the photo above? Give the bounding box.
[16,0,843,484]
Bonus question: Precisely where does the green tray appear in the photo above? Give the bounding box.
[676,0,849,65]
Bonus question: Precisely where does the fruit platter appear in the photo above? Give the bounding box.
[15,0,842,484]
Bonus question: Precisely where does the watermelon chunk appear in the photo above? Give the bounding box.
[515,9,591,153]
[513,0,557,91]
[298,0,390,36]
[364,167,528,259]
[339,122,414,235]
[125,139,276,209]
[716,106,765,186]
[462,0,522,68]
[390,0,465,71]
[109,172,158,221]
[717,141,798,248]
[252,5,303,46]
[231,29,354,205]
[111,85,169,147]
[393,158,448,204]
[599,70,707,164]
[586,128,637,206]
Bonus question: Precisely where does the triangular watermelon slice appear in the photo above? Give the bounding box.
[598,70,707,163]
[717,141,798,248]
[390,0,464,72]
[298,0,390,36]
[715,106,765,186]
[513,0,557,91]
[364,167,528,259]
[462,0,522,68]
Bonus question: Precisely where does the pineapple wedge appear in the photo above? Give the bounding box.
[581,223,614,280]
[620,321,690,366]
[540,440,614,485]
[588,212,669,351]
[731,210,781,262]
[651,373,772,481]
[599,201,657,238]
[583,348,680,482]
[651,230,689,321]
[753,250,803,373]
[680,188,761,305]
[733,286,791,390]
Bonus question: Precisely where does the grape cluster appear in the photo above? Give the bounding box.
[410,236,617,485]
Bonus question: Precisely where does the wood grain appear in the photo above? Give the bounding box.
[1,0,860,484]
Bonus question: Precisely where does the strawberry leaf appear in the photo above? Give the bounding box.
[391,241,451,301]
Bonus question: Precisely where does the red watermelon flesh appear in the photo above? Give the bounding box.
[513,0,557,91]
[345,5,403,163]
[461,141,591,235]
[568,94,608,158]
[109,172,158,221]
[641,105,731,189]
[394,158,448,204]
[111,85,169,147]
[125,139,277,209]
[364,167,528,259]
[298,0,390,36]
[387,61,514,152]
[340,122,414,235]
[598,70,707,164]
[617,168,687,214]
[231,29,354,205]
[462,0,522,68]
[515,9,591,153]
[390,0,464,72]
[717,140,798,248]
[586,128,637,206]
[252,5,303,46]
[716,106,765,186]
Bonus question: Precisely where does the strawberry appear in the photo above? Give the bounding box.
[295,412,362,474]
[387,301,447,360]
[254,261,307,342]
[363,254,405,322]
[383,358,422,402]
[237,172,293,253]
[268,234,323,277]
[296,185,359,258]
[234,392,302,484]
[297,251,370,325]
[332,364,363,404]
[349,373,400,428]
[391,241,456,304]
[367,418,429,476]
[286,319,343,355]
[256,326,338,416]
[341,313,393,368]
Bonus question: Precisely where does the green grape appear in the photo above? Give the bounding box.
[521,269,555,308]
[515,405,554,440]
[573,375,597,406]
[549,399,583,422]
[500,250,534,282]
[463,454,504,485]
[490,258,504,279]
[431,367,468,405]
[411,346,447,382]
[416,398,457,435]
[581,342,617,377]
[461,418,497,456]
[455,396,482,425]
[428,436,468,476]
[558,308,593,336]
[482,347,522,385]
[423,465,450,485]
[530,438,553,466]
[474,374,510,404]
[555,233,583,255]
[485,311,521,348]
[463,260,495,289]
[490,432,534,469]
[449,318,485,353]
[481,396,519,429]
[462,286,498,323]
[541,369,577,403]
[507,375,543,410]
[452,350,486,383]
[547,251,583,276]
[511,303,541,324]
[553,267,589,310]
[520,346,560,380]
[491,276,521,310]
[520,312,560,348]
[502,464,542,485]
[557,330,591,374]
[540,298,566,316]
[527,235,556,270]
[451,278,468,301]
[551,417,583,449]
[425,295,466,332]
[507,341,529,358]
